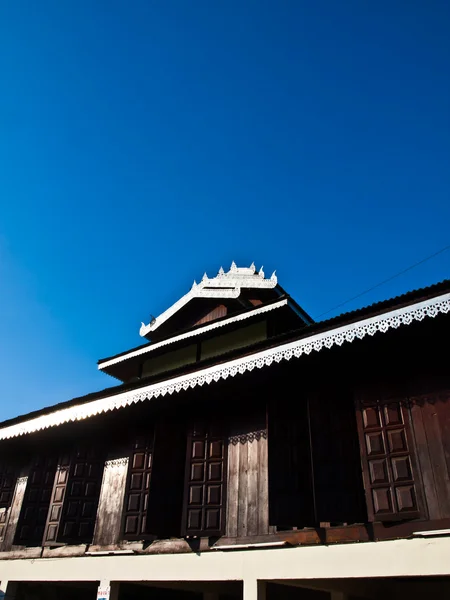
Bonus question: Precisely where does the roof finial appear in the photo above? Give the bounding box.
[230,260,237,272]
[218,266,224,276]
[250,261,256,273]
[202,272,208,282]
[271,270,277,282]
[191,280,198,290]
[259,266,265,278]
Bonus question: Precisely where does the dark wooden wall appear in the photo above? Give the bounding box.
[410,390,450,521]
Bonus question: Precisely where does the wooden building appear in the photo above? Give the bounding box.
[0,263,449,600]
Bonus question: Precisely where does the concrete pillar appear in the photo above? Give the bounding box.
[0,581,19,599]
[244,579,266,600]
[97,581,120,600]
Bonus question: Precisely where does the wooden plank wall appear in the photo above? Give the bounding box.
[410,390,450,520]
[92,456,129,547]
[226,424,269,537]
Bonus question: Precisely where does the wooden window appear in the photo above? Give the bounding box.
[43,446,104,545]
[268,399,315,528]
[15,455,57,546]
[0,460,17,541]
[269,392,366,529]
[145,419,187,538]
[356,399,426,522]
[122,435,153,540]
[182,420,227,536]
[0,461,16,510]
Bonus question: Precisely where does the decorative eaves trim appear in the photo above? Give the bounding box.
[1,292,449,441]
[99,299,289,370]
[139,263,277,337]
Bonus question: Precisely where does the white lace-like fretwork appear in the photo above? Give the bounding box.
[1,292,449,440]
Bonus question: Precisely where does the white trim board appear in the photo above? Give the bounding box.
[1,292,449,441]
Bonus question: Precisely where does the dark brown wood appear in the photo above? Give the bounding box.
[0,461,17,510]
[182,419,227,537]
[59,446,104,544]
[356,397,425,522]
[122,435,154,540]
[43,453,70,545]
[145,418,186,538]
[194,305,227,326]
[374,517,450,540]
[15,455,57,546]
[410,401,441,520]
[43,446,104,545]
[268,397,315,528]
[309,390,367,524]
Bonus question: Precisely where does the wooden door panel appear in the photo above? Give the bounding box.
[356,399,425,522]
[182,421,227,536]
[122,435,153,540]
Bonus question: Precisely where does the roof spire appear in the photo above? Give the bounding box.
[250,261,256,273]
[218,266,225,276]
[230,261,238,272]
[259,266,265,278]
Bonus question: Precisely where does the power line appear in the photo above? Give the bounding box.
[317,243,450,319]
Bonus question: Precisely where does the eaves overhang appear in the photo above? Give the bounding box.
[98,298,290,372]
[0,290,448,441]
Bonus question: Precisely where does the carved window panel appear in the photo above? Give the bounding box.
[0,461,17,509]
[122,435,153,540]
[0,460,17,541]
[15,455,58,546]
[356,399,425,522]
[182,421,227,537]
[43,447,104,545]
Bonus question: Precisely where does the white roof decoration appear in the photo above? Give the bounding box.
[1,291,449,441]
[139,262,278,338]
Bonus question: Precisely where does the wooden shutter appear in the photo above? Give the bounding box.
[356,399,425,521]
[0,461,17,541]
[59,446,104,543]
[15,455,57,546]
[43,453,70,545]
[122,435,153,540]
[182,420,227,536]
[0,461,16,509]
[44,447,104,545]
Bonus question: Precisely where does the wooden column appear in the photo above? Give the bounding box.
[0,581,19,599]
[243,580,266,600]
[0,473,28,552]
[92,456,129,547]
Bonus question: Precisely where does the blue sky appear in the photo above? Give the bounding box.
[0,1,449,420]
